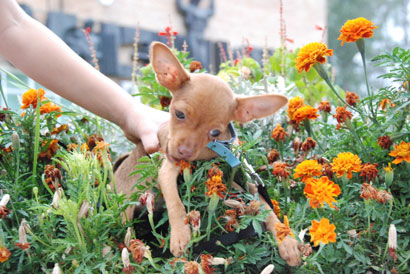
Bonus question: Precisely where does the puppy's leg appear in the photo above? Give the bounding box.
[158,159,191,257]
[248,182,301,266]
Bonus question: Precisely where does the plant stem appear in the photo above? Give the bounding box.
[32,95,42,185]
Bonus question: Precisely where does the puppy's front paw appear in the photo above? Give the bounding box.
[278,236,301,267]
[170,221,191,257]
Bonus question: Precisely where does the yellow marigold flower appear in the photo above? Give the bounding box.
[389,141,410,164]
[292,105,319,124]
[304,176,341,208]
[309,218,337,247]
[331,152,362,179]
[338,17,377,46]
[205,175,227,199]
[293,159,322,183]
[295,42,333,73]
[271,123,288,142]
[287,96,305,121]
[21,88,46,109]
[274,215,295,244]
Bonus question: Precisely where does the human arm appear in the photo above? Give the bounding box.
[0,0,168,153]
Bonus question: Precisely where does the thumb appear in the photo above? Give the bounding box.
[140,132,160,154]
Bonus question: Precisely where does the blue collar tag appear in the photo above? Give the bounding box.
[206,122,241,168]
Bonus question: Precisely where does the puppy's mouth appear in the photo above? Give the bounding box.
[164,144,182,164]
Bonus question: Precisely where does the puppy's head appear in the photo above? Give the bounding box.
[151,42,288,162]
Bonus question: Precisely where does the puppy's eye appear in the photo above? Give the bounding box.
[175,110,185,120]
[210,129,221,138]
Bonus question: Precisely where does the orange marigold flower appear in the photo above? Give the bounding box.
[0,246,11,263]
[287,96,305,121]
[389,141,410,164]
[295,42,333,73]
[93,141,110,152]
[21,88,46,109]
[333,106,353,130]
[207,164,223,178]
[272,162,290,179]
[304,176,341,208]
[378,98,396,110]
[87,134,104,150]
[184,261,200,274]
[360,163,379,183]
[177,159,192,174]
[44,164,62,192]
[128,239,147,263]
[338,17,377,46]
[293,160,322,183]
[271,199,281,217]
[292,105,319,124]
[51,124,68,135]
[378,135,393,149]
[309,218,337,247]
[345,91,360,107]
[67,143,79,151]
[205,175,227,199]
[39,102,61,116]
[318,101,331,113]
[200,254,216,274]
[301,137,317,152]
[274,215,295,243]
[267,149,280,163]
[271,124,287,142]
[80,143,89,151]
[331,152,362,179]
[38,139,60,161]
[360,183,378,200]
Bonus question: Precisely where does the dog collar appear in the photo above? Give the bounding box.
[206,122,241,168]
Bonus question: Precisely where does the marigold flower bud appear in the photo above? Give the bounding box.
[12,131,20,150]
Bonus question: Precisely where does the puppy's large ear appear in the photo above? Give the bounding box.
[150,42,190,92]
[233,94,288,123]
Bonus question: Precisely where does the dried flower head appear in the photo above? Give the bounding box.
[205,175,227,199]
[298,244,313,257]
[293,160,322,183]
[359,163,379,183]
[295,42,333,73]
[139,192,155,214]
[309,218,337,247]
[304,176,341,208]
[292,105,319,124]
[274,216,295,243]
[184,261,200,274]
[345,91,360,106]
[122,248,135,274]
[322,163,334,179]
[186,210,201,234]
[388,224,397,262]
[44,165,62,192]
[200,254,216,274]
[267,149,280,163]
[389,141,410,164]
[160,96,171,108]
[15,219,30,250]
[220,209,239,232]
[271,124,287,142]
[378,135,393,149]
[333,106,353,130]
[318,101,331,113]
[0,194,10,219]
[272,162,290,180]
[38,139,60,161]
[338,17,377,45]
[360,183,378,200]
[128,239,147,263]
[376,190,393,204]
[190,61,203,72]
[301,137,317,152]
[331,152,362,179]
[245,200,261,216]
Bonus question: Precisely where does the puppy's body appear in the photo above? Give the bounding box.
[114,42,301,266]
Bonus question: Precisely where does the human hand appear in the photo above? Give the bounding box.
[122,103,169,154]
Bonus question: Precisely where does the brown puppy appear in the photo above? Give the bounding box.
[114,42,301,266]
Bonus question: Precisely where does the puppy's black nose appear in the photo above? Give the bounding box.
[177,145,193,159]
